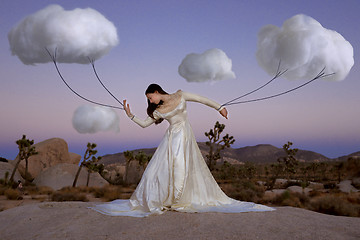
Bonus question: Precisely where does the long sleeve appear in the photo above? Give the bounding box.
[130,115,156,128]
[182,91,224,111]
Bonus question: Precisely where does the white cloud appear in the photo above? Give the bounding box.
[8,4,118,65]
[178,48,236,82]
[256,14,354,81]
[72,105,119,134]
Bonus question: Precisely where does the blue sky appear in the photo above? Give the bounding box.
[1,0,359,159]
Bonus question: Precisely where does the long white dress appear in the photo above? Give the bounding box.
[91,91,275,217]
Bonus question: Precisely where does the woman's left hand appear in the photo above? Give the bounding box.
[220,108,228,119]
[123,99,132,117]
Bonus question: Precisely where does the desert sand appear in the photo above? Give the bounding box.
[0,202,359,240]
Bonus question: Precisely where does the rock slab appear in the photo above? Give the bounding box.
[33,163,108,190]
[0,203,360,240]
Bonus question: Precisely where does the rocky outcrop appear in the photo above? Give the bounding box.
[0,161,23,182]
[15,138,81,180]
[33,163,108,190]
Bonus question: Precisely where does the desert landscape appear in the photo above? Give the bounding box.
[1,137,360,240]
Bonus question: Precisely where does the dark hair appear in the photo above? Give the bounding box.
[145,84,168,124]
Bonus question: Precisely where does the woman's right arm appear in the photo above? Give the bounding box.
[123,100,156,128]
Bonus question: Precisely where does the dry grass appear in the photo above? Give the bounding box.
[51,191,88,202]
[26,186,54,195]
[50,186,89,202]
[47,185,124,202]
[268,190,309,208]
[0,186,7,195]
[309,194,360,217]
[4,188,21,200]
[92,185,123,201]
[221,180,265,203]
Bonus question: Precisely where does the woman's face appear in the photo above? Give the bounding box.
[146,91,161,104]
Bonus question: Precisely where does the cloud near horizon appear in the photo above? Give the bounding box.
[178,48,236,83]
[8,4,118,65]
[72,105,119,134]
[256,14,354,81]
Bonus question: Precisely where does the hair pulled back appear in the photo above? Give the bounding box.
[145,84,168,124]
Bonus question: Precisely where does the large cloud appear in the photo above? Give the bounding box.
[72,105,119,134]
[256,14,354,81]
[8,4,118,65]
[178,48,236,82]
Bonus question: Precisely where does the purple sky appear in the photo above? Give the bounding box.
[1,0,359,160]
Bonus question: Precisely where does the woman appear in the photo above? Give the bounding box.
[91,84,274,217]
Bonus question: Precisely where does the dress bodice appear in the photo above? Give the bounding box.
[129,90,224,129]
[155,97,187,126]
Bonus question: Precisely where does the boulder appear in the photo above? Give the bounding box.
[352,177,360,188]
[0,161,24,182]
[308,181,324,190]
[274,179,288,188]
[287,186,312,195]
[101,164,125,184]
[263,189,286,200]
[15,138,77,180]
[69,152,81,165]
[337,180,359,193]
[33,163,108,190]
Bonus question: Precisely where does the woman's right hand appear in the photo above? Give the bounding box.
[123,99,132,117]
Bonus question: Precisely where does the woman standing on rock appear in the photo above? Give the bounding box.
[91,84,274,217]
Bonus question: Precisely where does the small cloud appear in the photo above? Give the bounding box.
[8,4,119,65]
[72,105,119,134]
[178,48,236,83]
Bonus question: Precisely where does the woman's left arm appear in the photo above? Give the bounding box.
[182,91,228,119]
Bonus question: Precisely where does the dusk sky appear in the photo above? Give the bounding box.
[1,0,359,160]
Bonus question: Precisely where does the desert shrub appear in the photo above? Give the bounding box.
[4,188,21,200]
[0,186,7,195]
[26,186,54,195]
[323,182,338,189]
[308,190,324,198]
[77,186,97,193]
[223,180,264,203]
[93,185,122,201]
[347,193,360,205]
[37,186,54,195]
[270,190,309,208]
[51,191,88,202]
[309,195,360,217]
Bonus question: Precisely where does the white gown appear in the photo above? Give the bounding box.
[91,91,275,217]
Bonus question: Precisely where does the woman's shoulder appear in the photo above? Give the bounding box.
[172,89,183,99]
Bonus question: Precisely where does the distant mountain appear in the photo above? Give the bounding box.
[334,151,360,162]
[199,143,330,163]
[100,148,157,165]
[100,142,333,165]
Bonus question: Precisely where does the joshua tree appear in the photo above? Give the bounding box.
[83,155,103,187]
[124,150,135,185]
[266,163,283,190]
[332,161,344,183]
[10,135,38,183]
[205,121,235,171]
[135,151,152,171]
[73,143,100,187]
[277,141,298,179]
